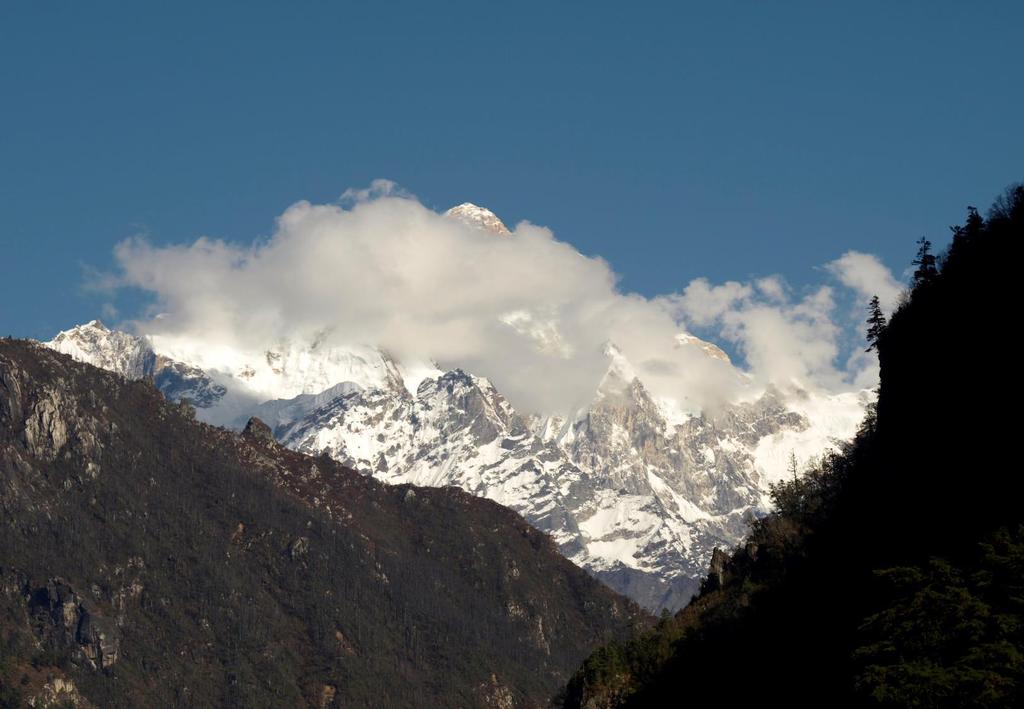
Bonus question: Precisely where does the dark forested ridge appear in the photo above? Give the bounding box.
[562,184,1024,708]
[0,341,646,708]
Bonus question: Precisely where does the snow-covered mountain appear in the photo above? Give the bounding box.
[43,204,870,610]
[445,202,513,236]
[47,320,228,407]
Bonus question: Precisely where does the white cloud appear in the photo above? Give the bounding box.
[755,276,787,302]
[107,184,897,414]
[669,279,752,327]
[668,282,853,392]
[825,250,903,314]
[339,178,410,204]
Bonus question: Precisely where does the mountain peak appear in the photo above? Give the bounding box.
[675,332,731,364]
[444,203,511,236]
[596,342,638,396]
[45,320,154,382]
[52,319,109,340]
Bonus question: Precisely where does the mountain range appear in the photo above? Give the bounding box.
[42,204,870,611]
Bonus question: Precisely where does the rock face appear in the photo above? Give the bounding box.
[0,338,644,707]
[704,548,730,593]
[40,319,869,611]
[29,579,120,671]
[26,677,91,708]
[242,416,275,444]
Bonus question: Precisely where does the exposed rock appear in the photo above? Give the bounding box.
[242,416,275,445]
[288,536,310,560]
[153,355,227,407]
[28,677,91,708]
[77,607,120,669]
[476,673,516,709]
[705,547,730,592]
[318,684,338,708]
[334,629,357,656]
[28,578,120,671]
[24,393,70,461]
[0,363,25,424]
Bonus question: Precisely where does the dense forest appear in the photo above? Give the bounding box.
[0,340,645,707]
[563,184,1024,707]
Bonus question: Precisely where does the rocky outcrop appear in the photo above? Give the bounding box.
[29,579,120,671]
[1,350,94,474]
[475,673,517,709]
[153,355,227,407]
[242,416,276,445]
[27,677,91,708]
[287,536,310,560]
[705,548,730,592]
[0,360,24,425]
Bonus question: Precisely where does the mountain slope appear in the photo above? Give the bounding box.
[0,339,645,708]
[561,185,1024,707]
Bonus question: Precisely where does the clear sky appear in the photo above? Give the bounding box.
[2,1,1021,340]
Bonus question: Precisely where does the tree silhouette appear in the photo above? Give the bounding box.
[865,295,887,352]
[912,237,938,286]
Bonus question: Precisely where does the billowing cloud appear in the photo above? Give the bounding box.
[668,281,850,392]
[825,250,904,314]
[106,184,901,414]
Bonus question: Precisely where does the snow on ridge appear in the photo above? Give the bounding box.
[45,320,153,380]
[752,388,873,485]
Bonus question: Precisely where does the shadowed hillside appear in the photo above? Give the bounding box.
[0,340,646,708]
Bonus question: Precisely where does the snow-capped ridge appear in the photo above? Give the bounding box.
[444,202,512,236]
[675,332,731,364]
[46,320,154,380]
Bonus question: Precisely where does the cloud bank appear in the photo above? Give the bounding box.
[106,185,903,414]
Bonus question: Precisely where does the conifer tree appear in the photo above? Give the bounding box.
[947,206,983,269]
[911,237,938,286]
[865,295,887,352]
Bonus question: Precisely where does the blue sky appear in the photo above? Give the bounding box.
[2,1,1021,341]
